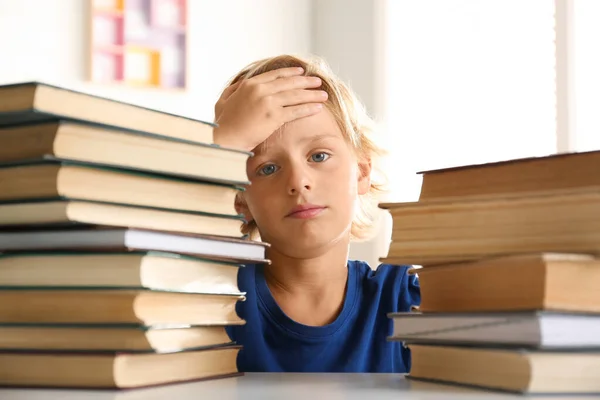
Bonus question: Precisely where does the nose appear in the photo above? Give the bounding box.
[286,162,312,195]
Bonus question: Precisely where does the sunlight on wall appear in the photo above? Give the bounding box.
[574,0,600,152]
[382,0,558,202]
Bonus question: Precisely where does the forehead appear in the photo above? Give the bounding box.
[253,108,344,155]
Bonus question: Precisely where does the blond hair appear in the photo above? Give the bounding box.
[225,54,388,241]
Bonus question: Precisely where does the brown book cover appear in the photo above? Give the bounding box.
[408,344,600,394]
[0,344,242,389]
[0,121,251,186]
[0,158,244,217]
[0,81,216,146]
[410,253,600,313]
[382,187,600,265]
[413,149,600,202]
[0,199,246,239]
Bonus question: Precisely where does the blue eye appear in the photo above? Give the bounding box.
[310,152,330,162]
[258,164,278,176]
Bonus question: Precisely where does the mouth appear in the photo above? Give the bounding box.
[286,204,327,219]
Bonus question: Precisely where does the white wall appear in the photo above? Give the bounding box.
[312,0,379,117]
[384,0,557,179]
[574,0,600,152]
[0,0,312,123]
[312,0,393,267]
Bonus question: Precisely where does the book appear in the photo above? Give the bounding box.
[407,253,600,313]
[381,187,600,266]
[0,345,240,389]
[0,159,242,217]
[0,324,234,353]
[389,311,600,348]
[408,344,600,394]
[0,81,253,392]
[0,251,242,294]
[384,151,600,396]
[0,200,244,238]
[0,121,250,185]
[417,149,600,202]
[0,228,268,264]
[0,289,245,325]
[0,81,215,145]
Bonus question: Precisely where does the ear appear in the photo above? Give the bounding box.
[357,157,372,196]
[234,193,254,223]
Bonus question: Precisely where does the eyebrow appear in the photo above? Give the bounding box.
[253,133,340,157]
[301,133,341,144]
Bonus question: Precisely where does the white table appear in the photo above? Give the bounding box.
[0,373,594,400]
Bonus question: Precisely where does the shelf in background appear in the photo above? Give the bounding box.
[89,0,187,90]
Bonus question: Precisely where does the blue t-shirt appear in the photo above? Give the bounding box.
[226,260,420,373]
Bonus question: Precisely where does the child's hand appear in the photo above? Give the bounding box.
[213,67,328,151]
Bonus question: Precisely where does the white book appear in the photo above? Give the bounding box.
[389,311,600,349]
[0,228,269,264]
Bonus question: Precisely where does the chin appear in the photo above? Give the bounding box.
[268,226,350,259]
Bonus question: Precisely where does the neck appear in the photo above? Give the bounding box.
[264,237,350,294]
[262,235,351,326]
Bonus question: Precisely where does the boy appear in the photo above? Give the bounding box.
[213,55,420,373]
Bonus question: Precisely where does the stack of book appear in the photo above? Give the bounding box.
[381,151,600,395]
[0,82,269,389]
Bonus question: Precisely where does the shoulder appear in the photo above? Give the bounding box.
[225,263,258,342]
[349,260,421,312]
[236,263,257,290]
[349,259,414,284]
